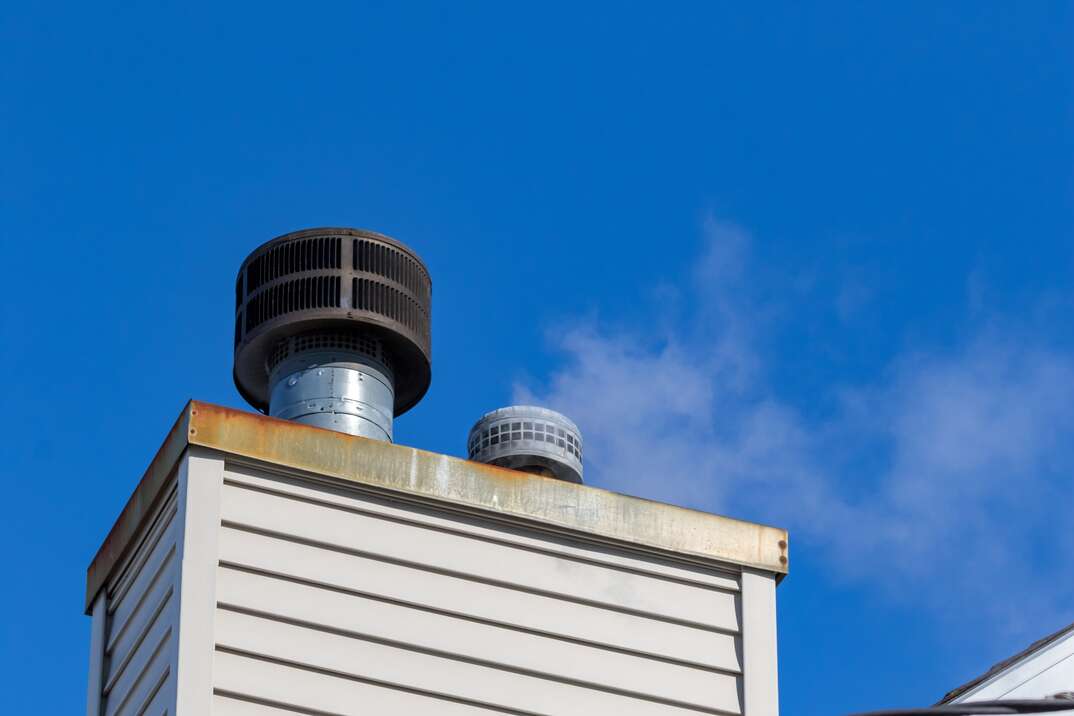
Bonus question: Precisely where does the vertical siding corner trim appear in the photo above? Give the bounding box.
[741,569,780,716]
[173,448,226,715]
[86,448,227,716]
[85,593,107,716]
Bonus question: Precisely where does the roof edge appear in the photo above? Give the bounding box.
[939,621,1074,704]
[86,401,789,612]
[84,401,193,613]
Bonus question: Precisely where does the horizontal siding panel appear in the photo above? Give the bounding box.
[106,486,177,600]
[218,525,736,669]
[100,486,178,716]
[106,546,176,660]
[214,609,741,715]
[104,624,172,716]
[107,501,178,642]
[137,675,175,716]
[103,581,174,696]
[224,467,740,592]
[213,693,312,715]
[214,650,519,715]
[216,566,739,704]
[219,481,735,629]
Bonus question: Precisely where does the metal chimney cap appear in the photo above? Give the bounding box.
[467,405,583,484]
[233,227,432,416]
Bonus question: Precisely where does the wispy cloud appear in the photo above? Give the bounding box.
[517,218,1074,635]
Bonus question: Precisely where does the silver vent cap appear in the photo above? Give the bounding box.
[467,405,583,484]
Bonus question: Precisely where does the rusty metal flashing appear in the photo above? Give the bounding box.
[87,400,789,612]
[84,405,191,613]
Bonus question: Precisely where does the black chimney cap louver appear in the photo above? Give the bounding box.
[233,227,432,416]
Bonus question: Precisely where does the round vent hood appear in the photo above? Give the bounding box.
[467,406,583,484]
[233,227,431,441]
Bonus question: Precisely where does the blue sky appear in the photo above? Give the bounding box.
[2,3,1073,714]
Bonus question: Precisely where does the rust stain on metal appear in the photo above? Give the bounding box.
[188,402,789,572]
[84,402,192,613]
[87,400,790,611]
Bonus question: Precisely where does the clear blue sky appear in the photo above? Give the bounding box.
[3,3,1073,714]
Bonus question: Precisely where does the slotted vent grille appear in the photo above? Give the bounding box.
[267,330,393,375]
[352,278,430,343]
[354,239,430,305]
[246,236,342,293]
[234,228,432,416]
[245,276,341,333]
[468,421,583,460]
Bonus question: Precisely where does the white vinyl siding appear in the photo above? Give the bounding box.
[96,485,180,716]
[89,447,782,716]
[211,464,747,715]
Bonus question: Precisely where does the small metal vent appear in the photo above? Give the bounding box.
[267,330,393,377]
[468,421,582,461]
[468,406,583,484]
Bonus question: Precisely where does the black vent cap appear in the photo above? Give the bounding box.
[233,227,432,415]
